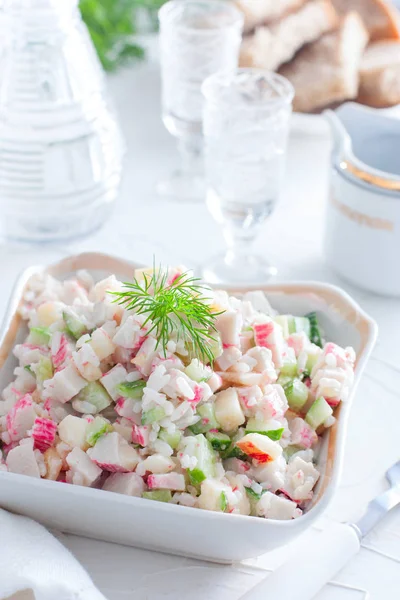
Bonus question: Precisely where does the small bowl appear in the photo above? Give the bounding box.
[0,253,377,563]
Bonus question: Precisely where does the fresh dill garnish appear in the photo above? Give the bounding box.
[109,268,223,364]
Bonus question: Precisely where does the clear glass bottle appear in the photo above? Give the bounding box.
[0,0,124,243]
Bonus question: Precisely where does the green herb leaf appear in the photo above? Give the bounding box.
[245,428,285,441]
[110,265,224,364]
[245,486,266,501]
[79,0,166,72]
[188,468,207,486]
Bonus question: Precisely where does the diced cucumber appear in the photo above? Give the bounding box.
[63,310,86,340]
[301,348,322,378]
[35,356,53,385]
[75,382,112,413]
[305,351,319,374]
[287,316,296,335]
[274,316,290,339]
[187,434,216,485]
[280,352,298,377]
[286,316,309,335]
[117,380,146,399]
[283,445,302,461]
[245,418,284,441]
[189,403,219,434]
[28,327,51,346]
[275,316,311,339]
[86,416,112,446]
[142,406,166,425]
[208,335,223,361]
[306,312,323,348]
[277,374,294,388]
[184,359,211,382]
[142,490,172,503]
[206,431,231,451]
[188,421,206,436]
[305,397,333,429]
[292,317,311,337]
[287,316,311,336]
[159,428,182,450]
[24,365,33,374]
[246,417,270,433]
[284,379,309,411]
[220,491,228,512]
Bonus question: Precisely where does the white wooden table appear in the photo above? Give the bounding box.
[1,60,399,600]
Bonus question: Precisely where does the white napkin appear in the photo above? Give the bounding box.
[0,509,106,600]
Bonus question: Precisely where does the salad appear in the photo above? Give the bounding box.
[0,266,355,520]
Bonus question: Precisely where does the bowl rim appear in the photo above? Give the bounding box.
[0,252,378,530]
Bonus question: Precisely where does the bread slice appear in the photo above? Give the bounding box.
[235,0,308,33]
[240,0,338,72]
[240,0,338,73]
[279,12,369,113]
[358,40,400,107]
[332,0,400,41]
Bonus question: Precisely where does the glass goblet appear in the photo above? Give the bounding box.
[158,0,244,201]
[201,68,294,284]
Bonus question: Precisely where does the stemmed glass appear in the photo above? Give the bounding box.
[201,69,294,284]
[158,0,244,201]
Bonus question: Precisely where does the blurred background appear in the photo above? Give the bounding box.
[79,0,166,72]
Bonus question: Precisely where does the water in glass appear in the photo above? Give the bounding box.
[0,0,124,243]
[158,0,243,200]
[202,69,294,283]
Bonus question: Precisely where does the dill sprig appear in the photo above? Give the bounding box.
[110,268,222,364]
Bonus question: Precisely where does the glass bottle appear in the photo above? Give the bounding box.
[0,0,124,243]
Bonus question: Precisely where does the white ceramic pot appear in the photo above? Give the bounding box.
[325,103,400,297]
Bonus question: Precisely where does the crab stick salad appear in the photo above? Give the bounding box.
[0,266,356,520]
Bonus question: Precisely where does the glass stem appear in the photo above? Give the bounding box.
[178,136,203,177]
[223,226,257,266]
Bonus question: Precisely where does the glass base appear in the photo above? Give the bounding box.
[0,201,113,244]
[156,170,205,202]
[201,253,277,285]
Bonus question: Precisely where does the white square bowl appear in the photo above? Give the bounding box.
[0,253,377,563]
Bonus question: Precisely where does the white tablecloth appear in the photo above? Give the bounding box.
[0,60,399,599]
